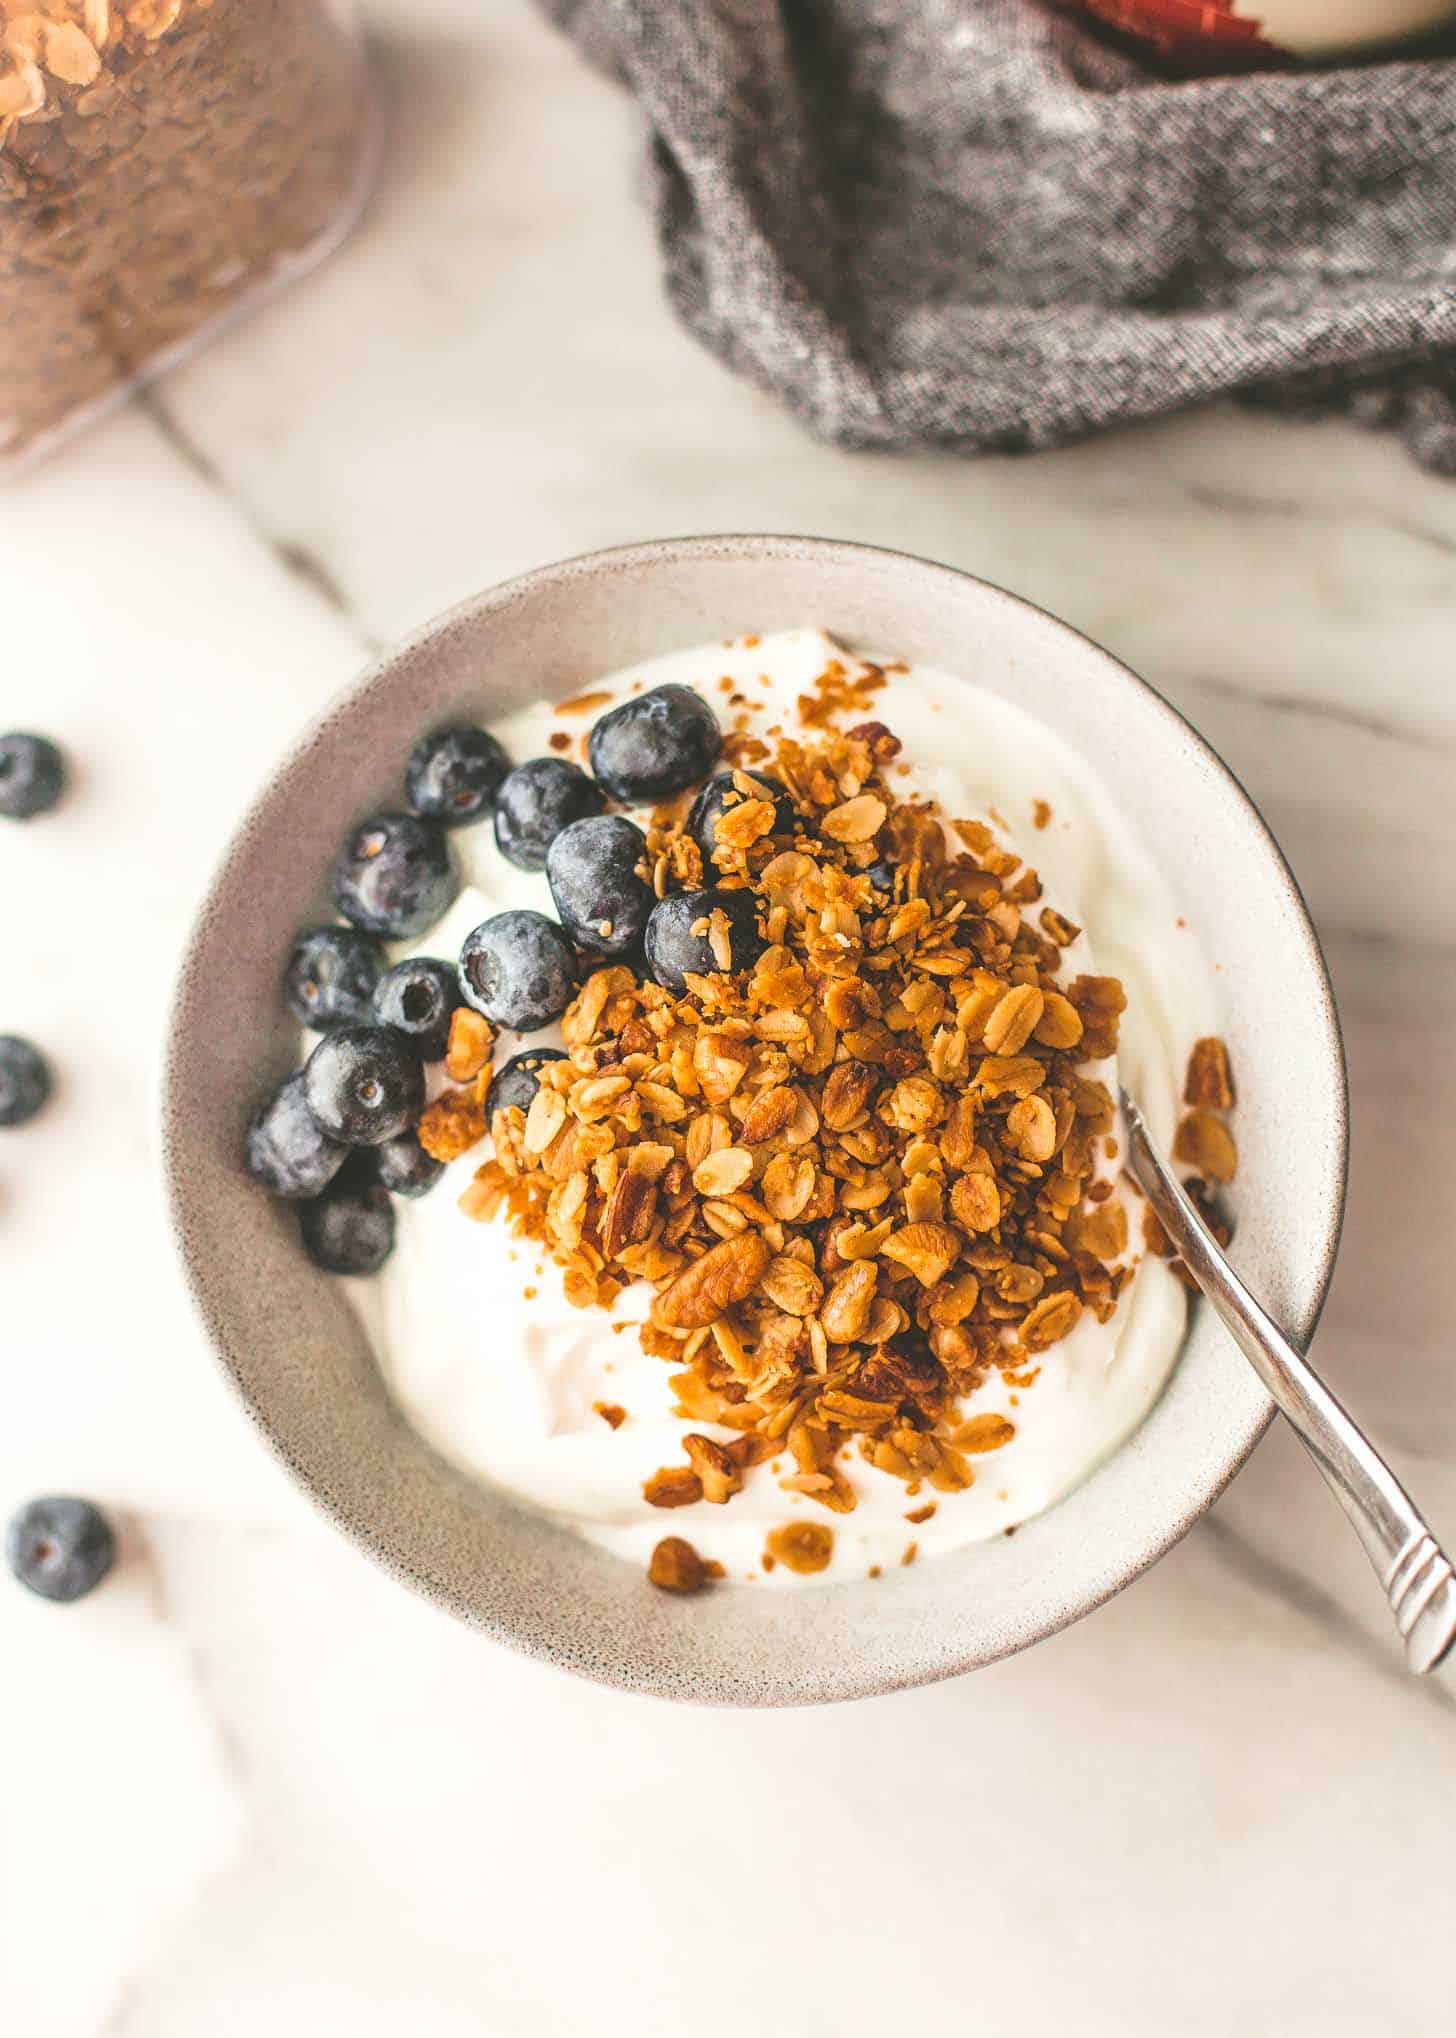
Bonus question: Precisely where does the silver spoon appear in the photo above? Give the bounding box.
[1120,1087,1456,1675]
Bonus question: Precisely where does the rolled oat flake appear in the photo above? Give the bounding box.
[0,0,375,475]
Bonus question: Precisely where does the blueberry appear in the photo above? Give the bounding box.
[643,887,764,993]
[298,1155,395,1274]
[687,770,797,868]
[244,1071,348,1198]
[546,815,653,955]
[374,1130,445,1198]
[459,911,578,1032]
[7,1496,115,1603]
[302,1025,425,1145]
[284,926,385,1032]
[587,684,721,803]
[0,732,66,820]
[493,758,606,872]
[371,957,461,1061]
[866,858,897,895]
[406,725,511,828]
[0,1035,51,1128]
[332,812,457,940]
[485,1048,567,1120]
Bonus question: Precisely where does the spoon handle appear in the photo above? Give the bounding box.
[1120,1089,1456,1675]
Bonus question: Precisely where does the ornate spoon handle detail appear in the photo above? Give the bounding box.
[1121,1088,1456,1675]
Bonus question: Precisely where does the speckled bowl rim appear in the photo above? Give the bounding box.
[161,535,1348,1703]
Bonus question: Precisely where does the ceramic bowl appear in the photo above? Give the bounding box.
[162,536,1347,1705]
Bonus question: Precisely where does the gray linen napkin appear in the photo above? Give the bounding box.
[541,0,1456,472]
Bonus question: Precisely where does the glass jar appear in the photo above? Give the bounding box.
[0,0,376,475]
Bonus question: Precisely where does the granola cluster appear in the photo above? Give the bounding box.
[426,712,1147,1554]
[1,0,370,466]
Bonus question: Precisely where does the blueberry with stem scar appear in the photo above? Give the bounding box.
[302,1025,425,1145]
[459,911,578,1032]
[6,1497,116,1602]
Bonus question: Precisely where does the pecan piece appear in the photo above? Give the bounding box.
[651,1233,771,1329]
[683,1433,743,1505]
[821,1059,876,1131]
[739,1084,797,1144]
[1184,1037,1236,1112]
[601,1168,658,1258]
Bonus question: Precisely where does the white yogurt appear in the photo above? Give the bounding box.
[347,630,1217,1585]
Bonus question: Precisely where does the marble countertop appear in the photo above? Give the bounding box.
[4,2,1454,2032]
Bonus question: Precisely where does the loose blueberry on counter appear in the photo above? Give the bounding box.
[302,1025,426,1145]
[371,957,461,1061]
[588,683,721,803]
[493,757,606,872]
[0,1035,51,1127]
[374,1130,445,1198]
[332,811,457,940]
[406,724,511,828]
[245,1071,348,1198]
[643,887,764,993]
[485,1047,567,1119]
[687,770,797,867]
[546,814,653,955]
[6,1496,116,1603]
[284,925,385,1032]
[459,911,578,1032]
[298,1155,396,1275]
[0,731,66,820]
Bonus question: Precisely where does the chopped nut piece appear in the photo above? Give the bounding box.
[764,1521,834,1574]
[683,1433,743,1504]
[1173,1109,1238,1185]
[739,1084,797,1145]
[819,1261,878,1342]
[643,1466,704,1509]
[652,1233,771,1329]
[445,1008,495,1083]
[1184,1037,1236,1112]
[648,1536,712,1592]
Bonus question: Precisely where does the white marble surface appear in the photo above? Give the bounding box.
[3,2,1455,2032]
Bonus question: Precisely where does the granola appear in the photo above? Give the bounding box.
[458,714,1143,1541]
